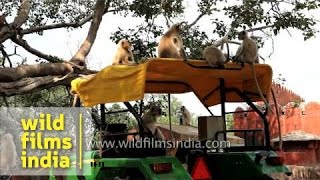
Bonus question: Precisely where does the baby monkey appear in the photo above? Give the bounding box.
[203,45,227,68]
[157,22,187,60]
[112,38,135,65]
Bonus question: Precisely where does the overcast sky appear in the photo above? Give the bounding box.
[3,3,320,116]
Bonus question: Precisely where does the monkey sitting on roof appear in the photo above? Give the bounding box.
[179,106,191,126]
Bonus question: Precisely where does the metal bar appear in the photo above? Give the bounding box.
[100,104,107,129]
[139,100,143,116]
[226,88,271,148]
[214,129,263,140]
[225,109,257,114]
[219,78,227,141]
[168,93,173,139]
[216,129,263,133]
[105,132,140,137]
[244,131,247,146]
[243,90,269,116]
[73,96,83,179]
[105,109,130,115]
[224,146,270,152]
[99,104,106,158]
[124,102,145,137]
[146,80,214,116]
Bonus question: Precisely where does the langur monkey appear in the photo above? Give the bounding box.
[0,133,18,171]
[234,30,272,112]
[112,38,134,65]
[235,30,259,64]
[157,23,187,60]
[180,106,191,126]
[203,45,226,68]
[140,103,165,140]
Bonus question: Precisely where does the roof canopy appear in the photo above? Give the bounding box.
[71,58,273,107]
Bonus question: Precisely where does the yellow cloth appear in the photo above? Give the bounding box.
[71,62,148,107]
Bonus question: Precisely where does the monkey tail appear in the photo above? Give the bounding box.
[271,88,282,151]
[225,41,230,63]
[250,63,273,114]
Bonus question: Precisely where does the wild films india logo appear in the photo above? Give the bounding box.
[0,107,93,176]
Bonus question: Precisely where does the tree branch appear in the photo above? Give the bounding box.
[0,62,97,82]
[0,0,31,43]
[11,37,64,63]
[12,0,31,28]
[21,5,112,35]
[70,0,109,64]
[0,26,11,43]
[187,0,217,29]
[247,25,275,32]
[0,75,76,96]
[0,63,71,82]
[213,24,275,49]
[0,44,13,67]
[187,13,206,28]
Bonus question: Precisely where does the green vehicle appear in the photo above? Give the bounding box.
[64,59,292,180]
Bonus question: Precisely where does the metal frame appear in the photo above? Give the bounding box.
[146,80,214,116]
[210,79,271,148]
[97,101,147,138]
[146,78,271,149]
[75,66,272,160]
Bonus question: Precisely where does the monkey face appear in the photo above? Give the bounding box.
[149,104,162,117]
[120,39,134,51]
[172,22,186,34]
[170,24,181,34]
[238,31,247,40]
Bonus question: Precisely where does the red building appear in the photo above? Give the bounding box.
[233,83,320,165]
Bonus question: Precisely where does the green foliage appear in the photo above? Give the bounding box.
[157,95,183,125]
[182,26,214,59]
[129,0,161,21]
[110,23,164,62]
[139,94,199,126]
[105,103,136,130]
[226,114,234,130]
[0,86,71,107]
[1,0,318,63]
[108,0,319,61]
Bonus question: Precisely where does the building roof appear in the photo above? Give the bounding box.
[271,130,320,142]
[156,123,198,137]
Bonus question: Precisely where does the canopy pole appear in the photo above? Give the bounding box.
[168,94,173,140]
